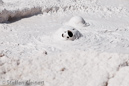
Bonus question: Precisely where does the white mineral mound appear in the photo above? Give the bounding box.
[54,25,82,41]
[65,16,89,28]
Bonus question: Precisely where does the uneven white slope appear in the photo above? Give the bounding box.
[1,0,129,22]
[0,0,129,86]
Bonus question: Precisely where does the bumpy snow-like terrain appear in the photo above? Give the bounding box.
[0,0,129,86]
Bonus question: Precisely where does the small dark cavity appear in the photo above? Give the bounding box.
[62,34,64,37]
[3,71,6,74]
[73,29,75,30]
[68,30,73,37]
[43,51,47,55]
[61,67,66,71]
[17,60,20,65]
[26,82,31,86]
[67,36,69,38]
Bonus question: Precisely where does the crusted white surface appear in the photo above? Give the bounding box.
[0,0,129,86]
[1,0,129,22]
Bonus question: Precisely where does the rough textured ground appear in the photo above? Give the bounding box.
[0,0,129,86]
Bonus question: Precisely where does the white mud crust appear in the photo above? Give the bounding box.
[108,67,129,86]
[0,0,129,86]
[1,0,129,23]
[0,50,129,86]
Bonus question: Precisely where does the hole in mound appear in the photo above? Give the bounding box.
[68,30,73,37]
[62,34,64,37]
